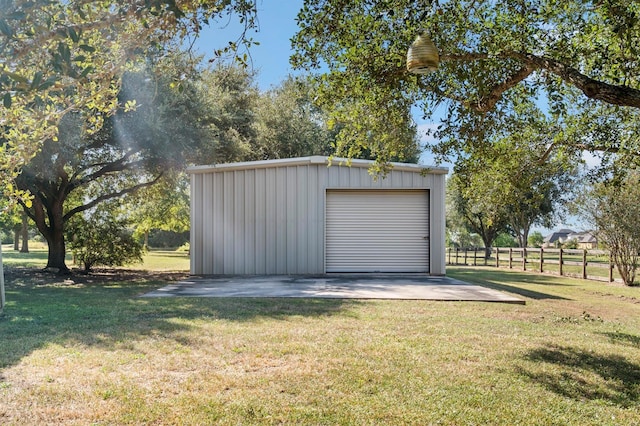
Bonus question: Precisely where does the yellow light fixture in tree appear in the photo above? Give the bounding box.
[406,33,439,74]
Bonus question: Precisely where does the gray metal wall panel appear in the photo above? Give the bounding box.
[190,160,446,275]
[311,165,326,272]
[233,171,244,273]
[296,166,308,273]
[213,172,224,274]
[255,168,267,273]
[202,174,214,274]
[265,168,277,273]
[275,167,286,273]
[244,169,255,274]
[190,174,202,274]
[430,174,447,275]
[286,167,297,273]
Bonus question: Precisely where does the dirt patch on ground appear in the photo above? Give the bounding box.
[590,291,640,304]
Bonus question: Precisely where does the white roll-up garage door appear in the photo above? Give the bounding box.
[325,189,430,273]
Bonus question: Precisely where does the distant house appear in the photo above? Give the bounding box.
[566,231,598,250]
[543,229,598,249]
[543,229,575,248]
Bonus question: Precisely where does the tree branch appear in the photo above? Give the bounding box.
[439,51,640,109]
[67,151,142,193]
[513,53,640,108]
[63,172,164,221]
[17,199,37,224]
[466,65,535,113]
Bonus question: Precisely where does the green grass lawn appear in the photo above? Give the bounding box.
[1,250,639,425]
[1,244,190,271]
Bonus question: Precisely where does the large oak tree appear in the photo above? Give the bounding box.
[14,56,216,272]
[1,0,258,201]
[292,0,640,162]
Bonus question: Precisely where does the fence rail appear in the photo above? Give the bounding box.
[446,247,621,283]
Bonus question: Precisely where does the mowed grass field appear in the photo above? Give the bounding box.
[1,246,639,425]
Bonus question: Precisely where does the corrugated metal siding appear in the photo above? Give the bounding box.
[189,159,446,275]
[325,190,430,273]
[190,165,326,275]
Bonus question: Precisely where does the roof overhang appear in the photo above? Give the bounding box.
[187,156,448,175]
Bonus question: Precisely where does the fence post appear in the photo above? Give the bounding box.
[509,248,513,269]
[539,247,544,273]
[447,248,450,265]
[559,248,563,276]
[463,248,467,265]
[582,249,587,280]
[523,247,527,271]
[473,247,478,266]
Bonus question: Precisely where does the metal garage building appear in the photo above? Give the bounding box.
[188,156,447,275]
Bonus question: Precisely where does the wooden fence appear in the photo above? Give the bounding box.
[446,247,621,283]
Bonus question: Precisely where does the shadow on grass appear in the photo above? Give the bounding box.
[519,345,640,408]
[0,268,356,376]
[448,268,569,300]
[600,332,640,348]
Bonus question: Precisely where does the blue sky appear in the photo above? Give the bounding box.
[194,1,305,91]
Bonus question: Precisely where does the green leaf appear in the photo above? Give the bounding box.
[68,27,80,43]
[79,44,96,53]
[7,11,25,20]
[31,71,43,90]
[6,71,29,84]
[58,43,71,63]
[3,92,11,108]
[80,66,94,78]
[38,76,58,90]
[0,19,13,37]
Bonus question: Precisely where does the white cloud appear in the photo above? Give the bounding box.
[582,150,603,169]
[416,122,439,145]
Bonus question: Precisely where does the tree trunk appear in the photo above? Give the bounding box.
[519,224,531,248]
[30,197,70,274]
[45,229,69,274]
[20,211,29,253]
[13,229,19,251]
[480,235,493,259]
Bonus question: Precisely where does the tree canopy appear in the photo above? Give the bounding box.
[577,171,640,286]
[448,112,579,250]
[292,0,640,162]
[14,54,219,272]
[253,76,335,160]
[1,0,258,200]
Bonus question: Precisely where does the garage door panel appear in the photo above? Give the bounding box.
[325,190,429,273]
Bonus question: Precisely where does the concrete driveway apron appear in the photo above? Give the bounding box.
[142,275,524,304]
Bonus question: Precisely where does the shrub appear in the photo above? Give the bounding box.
[527,231,544,248]
[147,229,189,248]
[563,238,579,249]
[495,232,518,248]
[66,215,144,272]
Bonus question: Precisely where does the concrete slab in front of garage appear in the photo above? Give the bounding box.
[142,275,524,304]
